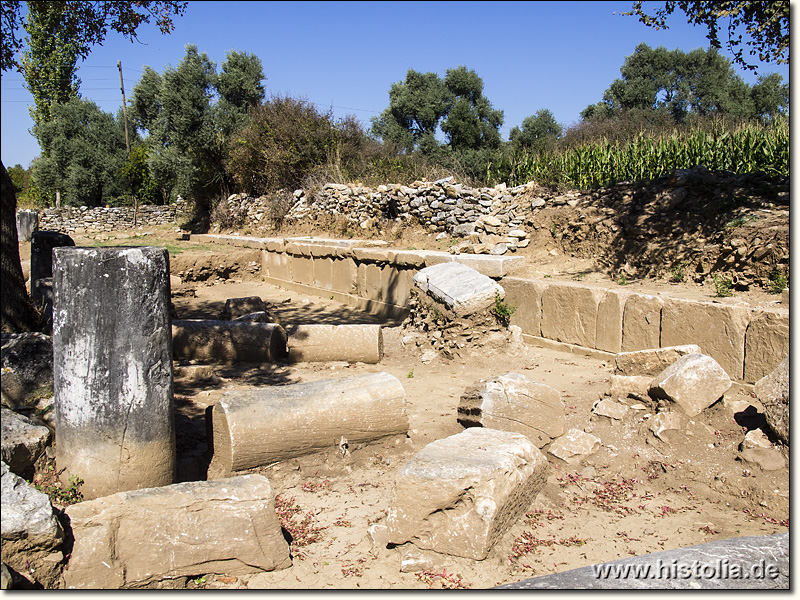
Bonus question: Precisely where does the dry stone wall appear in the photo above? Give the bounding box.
[33,200,190,234]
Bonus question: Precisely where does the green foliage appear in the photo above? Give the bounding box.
[33,464,84,507]
[669,261,688,283]
[713,273,734,297]
[32,98,130,206]
[767,268,787,294]
[120,143,160,204]
[491,291,517,327]
[2,1,187,72]
[371,66,503,154]
[626,1,789,71]
[510,109,563,152]
[406,369,414,379]
[616,274,628,286]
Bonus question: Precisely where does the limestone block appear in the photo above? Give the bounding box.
[754,356,789,445]
[457,373,564,447]
[592,399,629,420]
[614,344,702,376]
[422,251,454,268]
[364,263,384,301]
[540,282,605,348]
[648,353,732,417]
[392,251,426,269]
[386,428,548,560]
[15,210,38,242]
[1,408,51,476]
[744,308,789,383]
[219,296,266,320]
[330,257,357,294]
[621,293,663,352]
[501,277,548,337]
[413,262,504,317]
[661,298,750,380]
[172,320,288,364]
[286,324,383,363]
[353,247,390,263]
[312,256,333,290]
[1,462,64,589]
[263,251,290,281]
[452,254,525,278]
[383,268,414,307]
[208,372,407,475]
[548,429,601,465]
[595,289,632,353]
[648,410,683,442]
[63,475,291,589]
[290,255,314,285]
[609,375,653,400]
[1,332,53,409]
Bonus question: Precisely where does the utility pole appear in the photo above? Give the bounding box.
[118,61,136,226]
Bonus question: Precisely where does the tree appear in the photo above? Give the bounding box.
[749,73,789,122]
[0,1,186,333]
[440,66,503,151]
[510,109,563,152]
[625,1,789,71]
[131,45,265,216]
[19,2,81,127]
[371,66,503,153]
[32,98,130,206]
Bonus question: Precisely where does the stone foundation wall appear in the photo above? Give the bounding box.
[33,201,190,234]
[194,234,789,386]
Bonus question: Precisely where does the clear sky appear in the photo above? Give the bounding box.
[0,0,790,169]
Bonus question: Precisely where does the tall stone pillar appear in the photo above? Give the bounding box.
[52,246,175,499]
[30,231,75,333]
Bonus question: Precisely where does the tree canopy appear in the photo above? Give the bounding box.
[625,1,789,71]
[510,109,563,152]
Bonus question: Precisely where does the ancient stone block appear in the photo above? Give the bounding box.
[386,428,548,560]
[648,353,732,417]
[595,289,632,353]
[286,324,383,363]
[312,256,333,290]
[290,255,314,286]
[540,282,605,348]
[614,344,702,376]
[621,293,663,352]
[15,209,38,242]
[501,277,548,337]
[413,262,504,317]
[52,247,175,500]
[754,356,789,445]
[592,399,629,420]
[63,475,291,589]
[219,296,266,320]
[208,372,407,476]
[172,320,288,365]
[1,408,51,476]
[744,308,789,383]
[330,257,357,294]
[548,429,601,465]
[457,373,564,447]
[451,254,525,278]
[1,332,53,410]
[661,298,750,380]
[609,375,653,400]
[1,462,64,589]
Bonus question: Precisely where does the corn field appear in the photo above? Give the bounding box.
[487,119,789,189]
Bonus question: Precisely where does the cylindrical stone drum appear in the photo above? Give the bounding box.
[52,246,175,499]
[172,320,288,364]
[286,324,383,363]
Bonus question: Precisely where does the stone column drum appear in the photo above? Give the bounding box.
[52,247,175,500]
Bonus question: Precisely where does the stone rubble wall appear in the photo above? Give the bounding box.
[33,200,191,234]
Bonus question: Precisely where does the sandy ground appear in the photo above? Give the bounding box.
[16,228,788,590]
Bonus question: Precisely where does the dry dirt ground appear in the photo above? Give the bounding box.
[20,224,789,590]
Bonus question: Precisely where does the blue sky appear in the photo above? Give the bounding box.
[1,0,790,168]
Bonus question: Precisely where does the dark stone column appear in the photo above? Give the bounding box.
[30,231,74,333]
[52,246,175,499]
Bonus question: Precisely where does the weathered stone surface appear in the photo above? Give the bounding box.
[495,533,789,589]
[540,282,605,348]
[502,277,548,337]
[286,324,383,363]
[648,353,731,417]
[457,373,564,447]
[648,410,683,443]
[413,262,504,317]
[660,298,750,380]
[1,462,64,589]
[739,447,786,471]
[1,332,53,410]
[172,320,288,364]
[595,289,632,353]
[386,428,548,560]
[615,345,702,376]
[219,296,266,320]
[621,294,664,352]
[548,429,601,465]
[208,372,407,476]
[592,399,629,420]
[63,475,291,589]
[743,309,789,383]
[609,375,653,400]
[53,246,175,500]
[16,210,39,242]
[1,408,51,476]
[753,356,789,445]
